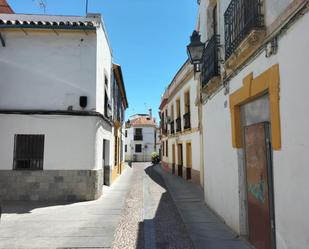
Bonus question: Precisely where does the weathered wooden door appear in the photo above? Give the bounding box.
[186,142,192,180]
[244,122,275,249]
[172,144,176,174]
[177,144,183,177]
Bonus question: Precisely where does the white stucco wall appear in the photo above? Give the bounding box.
[0,115,113,171]
[201,5,309,248]
[0,30,97,111]
[0,14,112,116]
[96,24,112,114]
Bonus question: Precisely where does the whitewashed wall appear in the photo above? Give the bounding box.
[0,115,112,170]
[0,15,115,174]
[200,3,309,248]
[0,30,97,111]
[96,23,112,114]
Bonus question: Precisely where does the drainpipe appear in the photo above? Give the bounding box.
[197,76,205,189]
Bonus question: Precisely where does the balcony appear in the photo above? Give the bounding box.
[224,0,264,61]
[134,135,143,141]
[183,112,191,130]
[161,124,168,135]
[176,117,181,133]
[170,121,175,134]
[201,35,220,88]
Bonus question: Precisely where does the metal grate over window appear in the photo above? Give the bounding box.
[224,0,264,60]
[13,134,45,170]
[135,144,142,153]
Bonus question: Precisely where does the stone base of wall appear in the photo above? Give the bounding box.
[161,161,169,171]
[183,167,200,186]
[0,169,103,201]
[126,154,152,162]
[160,163,200,186]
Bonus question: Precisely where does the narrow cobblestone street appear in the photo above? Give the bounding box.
[112,162,193,249]
[0,163,194,249]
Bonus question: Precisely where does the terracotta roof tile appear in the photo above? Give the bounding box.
[0,0,14,14]
[130,116,156,127]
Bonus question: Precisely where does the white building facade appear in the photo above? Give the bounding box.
[192,1,309,249]
[159,61,203,186]
[125,113,157,162]
[0,13,121,201]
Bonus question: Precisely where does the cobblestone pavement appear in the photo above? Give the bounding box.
[112,162,194,249]
[0,166,134,249]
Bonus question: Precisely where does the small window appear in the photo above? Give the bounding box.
[166,140,168,157]
[125,144,127,153]
[135,144,142,153]
[135,128,142,135]
[125,130,127,137]
[13,134,45,170]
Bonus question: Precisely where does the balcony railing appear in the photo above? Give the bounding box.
[183,112,191,130]
[134,135,143,141]
[224,0,264,60]
[176,117,181,132]
[170,121,175,134]
[201,35,220,87]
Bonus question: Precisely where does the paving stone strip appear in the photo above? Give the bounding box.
[111,165,144,249]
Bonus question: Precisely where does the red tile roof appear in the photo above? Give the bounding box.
[130,116,156,127]
[0,0,13,13]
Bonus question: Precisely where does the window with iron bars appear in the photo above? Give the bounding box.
[201,34,220,87]
[224,0,264,60]
[13,134,45,170]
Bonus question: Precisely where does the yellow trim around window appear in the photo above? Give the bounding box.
[229,64,281,150]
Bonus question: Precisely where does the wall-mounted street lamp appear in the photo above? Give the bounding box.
[187,30,205,73]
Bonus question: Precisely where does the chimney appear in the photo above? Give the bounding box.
[149,108,152,119]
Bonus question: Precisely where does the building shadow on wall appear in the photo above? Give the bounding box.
[135,164,194,249]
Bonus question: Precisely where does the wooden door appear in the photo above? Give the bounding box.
[244,122,275,249]
[186,143,192,180]
[172,144,176,174]
[177,144,183,177]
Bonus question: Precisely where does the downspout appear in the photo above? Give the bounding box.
[195,72,205,188]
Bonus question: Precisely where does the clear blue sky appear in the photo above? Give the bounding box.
[8,0,198,120]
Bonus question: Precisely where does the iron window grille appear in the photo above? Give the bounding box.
[183,112,191,130]
[201,35,220,87]
[13,134,45,170]
[170,121,175,134]
[134,128,143,141]
[135,144,142,153]
[176,117,182,132]
[224,0,264,60]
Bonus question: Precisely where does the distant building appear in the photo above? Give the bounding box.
[125,111,157,162]
[0,12,127,201]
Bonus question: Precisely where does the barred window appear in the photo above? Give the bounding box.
[13,134,45,170]
[135,144,142,153]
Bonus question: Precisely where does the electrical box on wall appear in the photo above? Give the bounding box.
[79,96,88,109]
